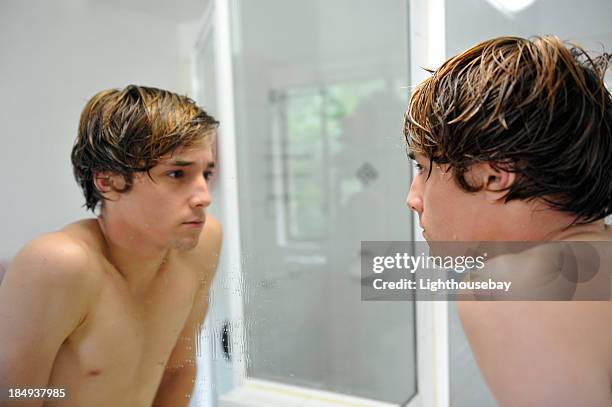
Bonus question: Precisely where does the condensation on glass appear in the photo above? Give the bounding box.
[229,0,416,404]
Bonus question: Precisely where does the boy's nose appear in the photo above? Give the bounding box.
[406,179,423,215]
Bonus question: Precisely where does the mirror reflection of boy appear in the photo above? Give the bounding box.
[0,85,222,406]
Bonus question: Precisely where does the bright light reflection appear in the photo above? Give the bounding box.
[486,0,537,15]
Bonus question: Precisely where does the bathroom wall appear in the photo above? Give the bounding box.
[0,0,205,260]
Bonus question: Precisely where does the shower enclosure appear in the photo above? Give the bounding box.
[191,0,447,406]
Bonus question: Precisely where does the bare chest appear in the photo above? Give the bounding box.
[47,265,198,406]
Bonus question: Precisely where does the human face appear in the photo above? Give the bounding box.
[406,152,490,241]
[111,141,215,251]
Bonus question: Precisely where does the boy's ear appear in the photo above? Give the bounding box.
[93,172,127,200]
[470,162,516,203]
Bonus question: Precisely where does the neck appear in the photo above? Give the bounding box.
[544,219,607,241]
[96,213,171,296]
[498,200,607,241]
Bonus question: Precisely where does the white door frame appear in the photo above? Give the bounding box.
[409,1,449,406]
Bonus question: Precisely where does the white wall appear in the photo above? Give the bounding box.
[446,0,612,55]
[0,0,204,260]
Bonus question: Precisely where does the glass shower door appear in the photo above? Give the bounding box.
[223,0,417,405]
[190,0,441,405]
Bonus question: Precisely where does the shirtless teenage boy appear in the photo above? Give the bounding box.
[405,36,612,406]
[0,85,222,406]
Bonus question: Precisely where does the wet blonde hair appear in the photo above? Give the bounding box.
[71,85,219,211]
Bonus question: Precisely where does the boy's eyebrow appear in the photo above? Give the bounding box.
[164,160,216,168]
[408,151,416,160]
[168,160,193,167]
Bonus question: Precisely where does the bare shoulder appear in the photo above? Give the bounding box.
[0,230,103,385]
[458,300,612,370]
[9,231,95,279]
[196,214,222,262]
[2,220,107,325]
[180,214,222,284]
[458,300,612,406]
[201,214,222,249]
[459,301,612,340]
[460,231,612,405]
[4,230,101,302]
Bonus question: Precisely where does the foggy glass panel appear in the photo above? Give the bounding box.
[230,0,416,404]
[270,79,388,243]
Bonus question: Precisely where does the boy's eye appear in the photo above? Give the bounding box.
[413,162,425,174]
[168,170,185,179]
[203,170,214,181]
